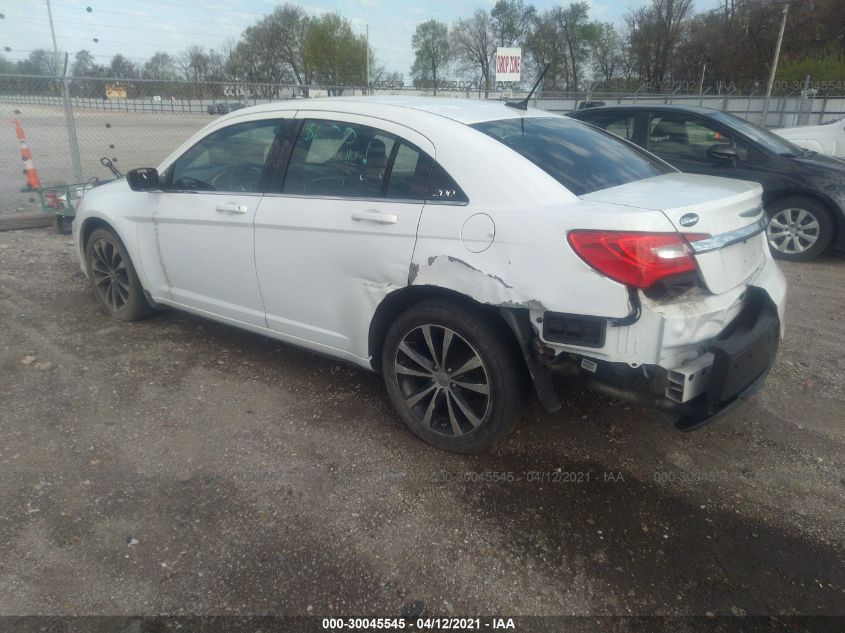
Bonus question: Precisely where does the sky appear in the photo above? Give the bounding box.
[1,0,721,79]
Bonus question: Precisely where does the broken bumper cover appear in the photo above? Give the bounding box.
[670,287,779,430]
[549,287,781,431]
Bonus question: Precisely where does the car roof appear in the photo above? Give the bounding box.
[222,95,557,126]
[569,104,723,117]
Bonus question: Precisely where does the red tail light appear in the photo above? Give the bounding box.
[567,230,706,289]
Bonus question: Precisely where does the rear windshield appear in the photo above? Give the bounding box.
[472,117,672,195]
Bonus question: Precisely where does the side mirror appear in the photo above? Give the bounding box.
[126,168,161,191]
[707,144,738,161]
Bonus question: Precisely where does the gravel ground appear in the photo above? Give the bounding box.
[0,227,843,619]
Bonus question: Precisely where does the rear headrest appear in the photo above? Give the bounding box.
[365,139,387,167]
[652,119,687,141]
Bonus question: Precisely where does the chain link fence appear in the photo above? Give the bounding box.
[2,73,845,215]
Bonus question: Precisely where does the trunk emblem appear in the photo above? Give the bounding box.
[679,213,700,227]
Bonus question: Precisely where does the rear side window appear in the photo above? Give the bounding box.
[386,143,467,203]
[385,143,433,200]
[472,117,671,196]
[283,119,396,198]
[581,112,637,141]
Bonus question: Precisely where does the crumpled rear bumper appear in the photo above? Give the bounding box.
[664,286,779,430]
[547,286,781,431]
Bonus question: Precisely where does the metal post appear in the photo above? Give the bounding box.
[365,24,370,95]
[698,63,706,106]
[47,0,84,182]
[62,65,83,182]
[761,2,789,127]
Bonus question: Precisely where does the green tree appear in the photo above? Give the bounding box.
[0,55,14,74]
[411,19,451,93]
[17,49,58,76]
[524,10,566,89]
[304,12,368,93]
[553,1,593,92]
[229,4,312,94]
[71,49,97,77]
[143,51,177,80]
[588,23,624,84]
[491,0,536,47]
[109,54,137,79]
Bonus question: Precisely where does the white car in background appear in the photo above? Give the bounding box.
[774,117,845,158]
[72,97,786,453]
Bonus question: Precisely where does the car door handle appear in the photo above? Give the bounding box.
[351,210,397,224]
[216,203,248,214]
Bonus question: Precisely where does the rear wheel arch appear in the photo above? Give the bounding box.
[763,190,840,229]
[368,285,524,374]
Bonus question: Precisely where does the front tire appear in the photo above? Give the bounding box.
[382,299,527,453]
[85,227,153,321]
[765,197,833,261]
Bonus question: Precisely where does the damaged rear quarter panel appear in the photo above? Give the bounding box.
[410,199,678,319]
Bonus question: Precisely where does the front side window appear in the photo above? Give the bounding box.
[472,116,671,196]
[710,111,803,156]
[168,119,283,192]
[647,114,750,161]
[283,120,396,198]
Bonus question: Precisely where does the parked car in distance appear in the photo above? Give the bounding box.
[568,104,845,261]
[773,117,845,158]
[207,102,246,115]
[73,97,786,453]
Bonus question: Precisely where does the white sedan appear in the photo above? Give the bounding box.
[773,117,845,158]
[73,97,786,452]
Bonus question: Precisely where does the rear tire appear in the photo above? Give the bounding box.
[765,197,833,261]
[382,299,527,453]
[85,227,153,321]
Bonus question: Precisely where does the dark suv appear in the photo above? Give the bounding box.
[568,104,845,261]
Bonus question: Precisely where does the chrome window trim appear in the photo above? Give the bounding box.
[261,192,469,206]
[689,216,768,254]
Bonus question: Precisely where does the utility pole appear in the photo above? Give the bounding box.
[46,0,83,182]
[46,0,60,73]
[365,24,370,94]
[761,1,790,127]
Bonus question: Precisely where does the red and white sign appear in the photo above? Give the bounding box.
[495,47,522,83]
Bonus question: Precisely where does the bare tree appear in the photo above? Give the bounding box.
[451,9,496,94]
[588,23,624,84]
[625,0,694,88]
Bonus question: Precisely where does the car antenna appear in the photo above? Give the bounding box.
[505,63,550,111]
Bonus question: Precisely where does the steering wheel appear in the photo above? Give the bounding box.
[210,164,263,192]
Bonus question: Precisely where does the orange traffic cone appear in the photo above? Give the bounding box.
[13,117,41,191]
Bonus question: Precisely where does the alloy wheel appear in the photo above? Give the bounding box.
[393,324,491,437]
[90,238,130,311]
[766,208,820,255]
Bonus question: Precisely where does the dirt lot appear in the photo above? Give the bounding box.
[0,227,843,620]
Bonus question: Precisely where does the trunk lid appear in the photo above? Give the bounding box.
[581,173,766,294]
